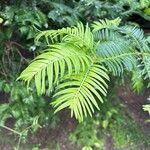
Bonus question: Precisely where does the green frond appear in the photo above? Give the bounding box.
[18,44,92,95]
[52,62,109,121]
[35,22,94,51]
[18,20,150,122]
[143,104,150,115]
[146,36,150,43]
[119,27,150,86]
[119,25,144,43]
[140,53,150,87]
[134,39,150,87]
[92,17,121,32]
[94,29,122,42]
[131,70,143,93]
[95,29,136,75]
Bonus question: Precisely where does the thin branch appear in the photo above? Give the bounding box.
[0,125,21,135]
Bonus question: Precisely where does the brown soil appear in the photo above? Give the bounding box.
[118,86,150,135]
[0,92,9,104]
[27,111,79,150]
[104,133,114,150]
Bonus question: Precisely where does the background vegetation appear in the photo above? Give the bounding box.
[0,0,150,150]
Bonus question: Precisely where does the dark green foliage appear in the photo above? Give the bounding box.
[1,0,150,31]
[0,80,58,133]
[0,6,47,51]
[0,0,150,146]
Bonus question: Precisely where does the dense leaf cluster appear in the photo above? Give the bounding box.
[0,0,150,141]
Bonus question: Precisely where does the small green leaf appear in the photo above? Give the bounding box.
[0,18,3,24]
[102,120,109,129]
